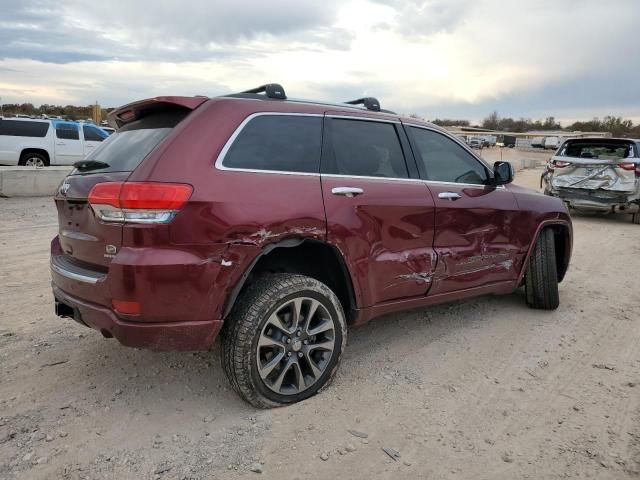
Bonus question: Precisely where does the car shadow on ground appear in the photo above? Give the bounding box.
[58,288,538,414]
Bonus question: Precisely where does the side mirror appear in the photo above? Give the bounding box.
[492,161,514,185]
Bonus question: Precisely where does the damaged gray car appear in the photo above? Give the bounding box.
[541,138,640,224]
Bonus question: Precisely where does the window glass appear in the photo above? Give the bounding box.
[223,115,322,173]
[83,125,107,142]
[324,119,408,178]
[55,123,80,140]
[409,127,488,184]
[71,110,189,175]
[0,119,49,137]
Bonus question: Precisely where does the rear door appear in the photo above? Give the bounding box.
[320,114,436,307]
[53,122,84,165]
[405,125,521,295]
[54,109,191,269]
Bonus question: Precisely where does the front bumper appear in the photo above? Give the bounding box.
[53,284,222,350]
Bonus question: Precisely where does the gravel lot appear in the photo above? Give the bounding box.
[1,160,639,479]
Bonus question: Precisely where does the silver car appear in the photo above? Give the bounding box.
[541,137,640,224]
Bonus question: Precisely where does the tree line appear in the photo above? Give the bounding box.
[1,103,112,121]
[428,111,640,137]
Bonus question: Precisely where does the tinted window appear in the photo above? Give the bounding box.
[409,127,488,184]
[71,110,188,175]
[83,125,107,142]
[0,119,49,137]
[324,119,408,178]
[223,115,322,173]
[56,123,79,140]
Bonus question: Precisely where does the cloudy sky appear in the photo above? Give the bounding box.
[1,0,638,123]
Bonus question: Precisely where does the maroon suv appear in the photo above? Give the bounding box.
[51,84,572,407]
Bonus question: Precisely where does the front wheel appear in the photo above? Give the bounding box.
[525,228,559,310]
[221,274,347,408]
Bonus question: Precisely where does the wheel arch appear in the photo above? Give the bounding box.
[222,238,359,324]
[19,148,51,166]
[518,220,572,284]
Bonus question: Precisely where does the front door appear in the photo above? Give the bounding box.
[321,115,436,308]
[53,122,84,165]
[405,124,521,295]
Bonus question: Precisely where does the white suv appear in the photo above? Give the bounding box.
[0,118,108,167]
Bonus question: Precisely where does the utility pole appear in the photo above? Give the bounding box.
[0,97,3,117]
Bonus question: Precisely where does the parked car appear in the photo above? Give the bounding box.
[51,85,573,407]
[542,137,640,223]
[468,137,484,149]
[502,135,516,148]
[101,127,116,136]
[0,118,109,166]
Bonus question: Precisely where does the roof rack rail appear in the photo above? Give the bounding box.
[241,83,286,100]
[345,97,381,112]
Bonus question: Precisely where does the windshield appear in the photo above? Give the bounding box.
[71,110,187,174]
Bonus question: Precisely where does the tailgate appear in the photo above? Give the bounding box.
[54,172,130,269]
[550,159,637,192]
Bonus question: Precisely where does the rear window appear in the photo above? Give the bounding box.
[323,118,408,178]
[56,123,80,140]
[0,119,49,137]
[560,140,635,159]
[71,111,187,174]
[222,115,322,173]
[83,125,108,142]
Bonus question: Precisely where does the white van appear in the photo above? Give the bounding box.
[544,136,560,150]
[0,118,108,166]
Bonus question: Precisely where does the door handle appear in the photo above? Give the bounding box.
[438,192,462,200]
[331,187,364,197]
[56,142,66,146]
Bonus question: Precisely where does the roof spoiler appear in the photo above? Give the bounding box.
[107,96,208,128]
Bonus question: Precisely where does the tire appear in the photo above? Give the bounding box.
[19,152,48,167]
[525,228,559,310]
[632,212,640,225]
[221,273,347,408]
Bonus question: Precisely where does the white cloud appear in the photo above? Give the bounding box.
[1,0,639,122]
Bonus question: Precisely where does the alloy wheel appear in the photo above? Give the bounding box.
[256,297,335,395]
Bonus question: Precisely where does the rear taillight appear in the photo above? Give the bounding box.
[552,160,571,168]
[617,162,636,171]
[88,182,193,224]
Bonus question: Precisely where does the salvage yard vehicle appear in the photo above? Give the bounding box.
[542,137,640,224]
[50,84,573,407]
[0,118,108,166]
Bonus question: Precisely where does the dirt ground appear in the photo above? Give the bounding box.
[1,161,639,480]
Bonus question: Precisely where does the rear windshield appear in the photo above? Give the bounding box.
[560,140,636,160]
[71,110,187,174]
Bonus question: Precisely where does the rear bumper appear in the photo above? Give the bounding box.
[53,284,222,350]
[549,188,639,212]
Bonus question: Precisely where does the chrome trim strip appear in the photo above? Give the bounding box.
[50,257,104,284]
[325,114,400,124]
[322,173,422,183]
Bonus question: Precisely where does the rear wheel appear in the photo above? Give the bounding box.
[221,274,347,408]
[19,152,48,167]
[525,228,559,310]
